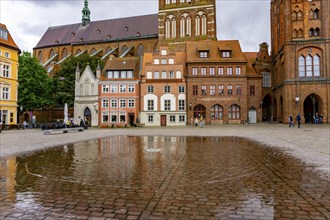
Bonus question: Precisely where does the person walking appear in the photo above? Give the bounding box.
[289,115,295,127]
[296,113,302,128]
[194,117,198,127]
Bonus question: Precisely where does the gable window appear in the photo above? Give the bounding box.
[4,52,10,58]
[262,72,271,87]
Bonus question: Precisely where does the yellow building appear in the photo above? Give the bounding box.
[0,23,20,126]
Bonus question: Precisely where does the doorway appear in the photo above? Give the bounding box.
[128,113,135,125]
[84,107,91,126]
[161,115,167,126]
[303,94,321,123]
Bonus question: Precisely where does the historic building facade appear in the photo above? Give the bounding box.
[270,0,329,123]
[74,64,100,126]
[0,23,20,126]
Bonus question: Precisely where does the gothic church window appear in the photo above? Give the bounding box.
[298,29,303,38]
[297,10,303,20]
[195,11,207,36]
[49,49,55,58]
[165,15,176,39]
[137,44,144,56]
[180,13,191,37]
[298,54,321,77]
[62,48,67,59]
[38,51,43,63]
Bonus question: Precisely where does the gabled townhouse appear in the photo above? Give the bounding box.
[74,63,100,126]
[99,57,140,127]
[186,40,263,124]
[0,23,20,126]
[140,46,187,126]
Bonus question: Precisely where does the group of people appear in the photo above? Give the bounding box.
[190,116,204,128]
[288,113,302,128]
[313,113,323,124]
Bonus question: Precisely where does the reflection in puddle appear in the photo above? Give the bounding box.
[0,136,329,219]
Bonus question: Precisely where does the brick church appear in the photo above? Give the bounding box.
[33,0,329,126]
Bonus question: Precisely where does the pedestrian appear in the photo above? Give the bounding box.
[288,115,294,127]
[296,113,302,128]
[23,120,28,129]
[194,117,198,127]
[80,118,85,127]
[314,113,319,124]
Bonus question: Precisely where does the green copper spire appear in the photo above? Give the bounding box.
[82,0,91,26]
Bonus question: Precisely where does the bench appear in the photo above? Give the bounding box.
[44,127,84,135]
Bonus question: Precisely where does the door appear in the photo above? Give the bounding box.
[248,110,257,124]
[161,115,167,126]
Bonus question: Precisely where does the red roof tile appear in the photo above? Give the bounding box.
[0,23,20,52]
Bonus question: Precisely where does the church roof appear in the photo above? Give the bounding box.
[0,23,20,52]
[34,14,158,49]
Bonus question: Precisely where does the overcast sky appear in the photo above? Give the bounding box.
[0,0,271,52]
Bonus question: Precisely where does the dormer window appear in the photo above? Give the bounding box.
[136,32,141,37]
[80,38,83,41]
[97,29,101,34]
[124,27,128,31]
[199,51,208,58]
[71,32,75,37]
[55,40,59,44]
[107,35,111,39]
[221,51,231,58]
[0,28,8,40]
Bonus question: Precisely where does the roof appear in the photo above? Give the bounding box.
[101,57,140,80]
[243,52,258,76]
[35,14,158,49]
[0,23,20,52]
[186,40,247,63]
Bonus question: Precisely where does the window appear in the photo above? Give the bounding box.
[148,100,154,111]
[313,9,319,19]
[148,85,154,93]
[299,54,320,77]
[120,99,126,108]
[107,71,113,78]
[120,84,126,93]
[148,115,154,122]
[169,115,176,122]
[236,85,242,95]
[4,52,10,58]
[164,86,171,93]
[102,99,109,108]
[0,28,8,40]
[218,67,224,75]
[169,71,175,79]
[210,85,215,96]
[228,104,240,119]
[201,67,207,75]
[111,85,118,93]
[179,115,185,122]
[227,67,233,75]
[179,86,185,93]
[218,85,224,95]
[147,71,152,79]
[102,112,109,123]
[102,85,109,93]
[120,113,126,123]
[128,85,135,93]
[227,85,233,95]
[121,71,127,78]
[111,113,117,123]
[2,87,9,100]
[162,71,167,79]
[199,51,208,58]
[209,67,215,75]
[169,58,174,64]
[235,67,241,75]
[250,85,255,96]
[179,99,185,111]
[201,85,207,95]
[128,99,135,108]
[262,72,271,87]
[221,51,231,58]
[192,67,198,75]
[161,49,167,55]
[193,85,198,95]
[154,59,160,64]
[111,99,118,108]
[127,71,133,78]
[154,71,160,79]
[113,71,119,78]
[161,58,167,64]
[164,100,171,110]
[3,65,10,77]
[211,105,223,120]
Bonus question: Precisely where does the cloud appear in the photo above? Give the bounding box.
[1,0,271,52]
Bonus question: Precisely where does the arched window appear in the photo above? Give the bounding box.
[297,10,303,20]
[194,105,206,119]
[165,15,176,39]
[309,28,315,37]
[137,44,144,56]
[298,29,303,38]
[195,15,201,36]
[38,51,43,63]
[105,47,112,53]
[154,59,160,64]
[292,29,298,38]
[76,49,82,55]
[201,14,207,35]
[180,13,191,37]
[306,55,313,77]
[299,55,305,77]
[195,11,207,36]
[314,55,320,76]
[292,11,297,21]
[90,48,97,55]
[314,27,320,36]
[61,48,67,59]
[313,9,319,19]
[49,49,55,58]
[180,17,186,37]
[228,104,240,119]
[121,45,128,55]
[211,105,223,120]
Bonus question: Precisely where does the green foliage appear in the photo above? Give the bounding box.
[18,52,53,111]
[53,54,104,107]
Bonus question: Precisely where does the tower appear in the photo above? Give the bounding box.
[82,0,91,26]
[270,0,329,123]
[158,0,217,44]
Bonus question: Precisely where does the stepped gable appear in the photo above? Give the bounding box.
[0,23,20,51]
[34,14,158,49]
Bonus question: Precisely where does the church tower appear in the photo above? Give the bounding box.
[270,0,329,123]
[158,0,217,44]
[82,0,91,26]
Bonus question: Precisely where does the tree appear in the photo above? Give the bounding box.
[18,52,53,111]
[53,54,104,107]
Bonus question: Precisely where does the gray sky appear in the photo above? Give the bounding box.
[0,0,270,52]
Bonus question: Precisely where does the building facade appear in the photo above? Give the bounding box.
[0,23,20,126]
[270,0,329,123]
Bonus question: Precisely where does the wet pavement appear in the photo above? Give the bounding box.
[0,136,329,219]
